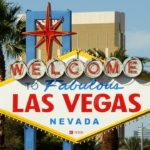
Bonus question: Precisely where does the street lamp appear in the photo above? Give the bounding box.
[139,122,150,150]
[141,123,143,150]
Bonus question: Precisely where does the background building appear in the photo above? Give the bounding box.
[19,11,125,60]
[134,127,150,139]
[72,12,125,53]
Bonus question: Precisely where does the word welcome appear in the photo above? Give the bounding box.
[10,57,142,80]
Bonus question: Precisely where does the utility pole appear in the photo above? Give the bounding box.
[105,32,109,58]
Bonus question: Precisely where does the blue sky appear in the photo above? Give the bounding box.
[6,0,150,137]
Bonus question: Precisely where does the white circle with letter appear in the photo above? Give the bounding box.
[46,59,66,79]
[10,61,27,80]
[123,57,143,77]
[27,59,46,79]
[104,57,123,78]
[65,59,84,79]
[84,59,103,78]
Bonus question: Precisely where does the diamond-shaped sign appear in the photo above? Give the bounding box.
[0,51,150,143]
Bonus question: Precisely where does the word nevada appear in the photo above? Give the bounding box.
[10,57,142,80]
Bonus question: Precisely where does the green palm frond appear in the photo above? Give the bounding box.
[0,0,21,43]
[5,42,25,57]
[124,137,140,150]
[85,48,106,60]
[112,48,128,62]
[4,19,26,58]
[136,57,150,64]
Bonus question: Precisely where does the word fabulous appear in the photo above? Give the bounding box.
[10,57,142,80]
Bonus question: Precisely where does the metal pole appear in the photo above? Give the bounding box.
[141,123,143,150]
[63,141,73,150]
[24,125,36,150]
[87,33,89,49]
[77,34,79,50]
[105,32,109,58]
[62,10,73,150]
[24,10,36,150]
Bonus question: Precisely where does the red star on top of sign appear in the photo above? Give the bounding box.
[22,2,76,61]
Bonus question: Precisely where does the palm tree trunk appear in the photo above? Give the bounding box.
[0,44,5,81]
[0,115,5,147]
[102,128,119,150]
[0,43,5,148]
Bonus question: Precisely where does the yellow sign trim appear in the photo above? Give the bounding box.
[0,78,15,87]
[0,108,150,143]
[0,51,150,142]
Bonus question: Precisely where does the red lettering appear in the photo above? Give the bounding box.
[68,62,79,74]
[94,94,111,112]
[32,62,41,75]
[11,64,24,76]
[107,61,119,73]
[13,94,23,112]
[129,93,141,112]
[128,60,137,74]
[25,94,40,112]
[82,94,92,112]
[63,94,80,112]
[112,94,127,112]
[51,63,60,75]
[42,94,54,112]
[88,62,100,74]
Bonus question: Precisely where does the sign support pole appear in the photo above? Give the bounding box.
[24,8,73,150]
[62,9,73,150]
[63,141,73,150]
[24,10,36,150]
[24,125,36,150]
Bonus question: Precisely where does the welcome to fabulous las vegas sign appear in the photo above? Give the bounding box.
[0,50,150,143]
[1,1,150,143]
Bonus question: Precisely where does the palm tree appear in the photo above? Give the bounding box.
[102,129,119,150]
[0,1,23,75]
[120,137,150,150]
[0,1,24,148]
[5,19,25,58]
[124,137,140,150]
